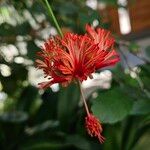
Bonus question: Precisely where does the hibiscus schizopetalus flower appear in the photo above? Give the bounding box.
[36,25,119,143]
[36,25,119,88]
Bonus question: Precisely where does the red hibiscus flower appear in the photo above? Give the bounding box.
[36,25,119,143]
[36,25,119,89]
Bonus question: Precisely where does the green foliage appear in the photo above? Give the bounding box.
[58,84,80,131]
[92,87,133,123]
[0,0,150,150]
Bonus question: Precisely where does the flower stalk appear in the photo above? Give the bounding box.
[44,0,63,37]
[78,80,90,115]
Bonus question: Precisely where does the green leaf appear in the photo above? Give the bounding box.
[91,87,133,124]
[130,100,150,115]
[57,83,80,131]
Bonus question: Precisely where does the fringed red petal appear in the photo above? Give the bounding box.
[36,24,119,88]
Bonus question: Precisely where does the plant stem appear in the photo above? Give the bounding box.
[44,0,63,37]
[78,81,90,115]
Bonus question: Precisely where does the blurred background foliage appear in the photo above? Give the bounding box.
[0,0,150,150]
